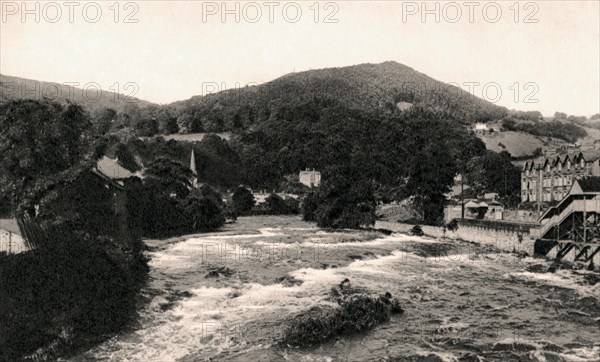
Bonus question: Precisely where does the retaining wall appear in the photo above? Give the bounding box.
[376,221,535,254]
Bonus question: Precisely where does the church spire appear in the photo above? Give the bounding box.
[190,149,198,188]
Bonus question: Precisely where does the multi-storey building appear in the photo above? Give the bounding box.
[299,169,321,188]
[521,151,600,203]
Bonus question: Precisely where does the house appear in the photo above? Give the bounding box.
[95,156,137,185]
[443,200,462,222]
[483,192,499,201]
[299,169,321,188]
[486,200,504,220]
[521,149,600,203]
[473,123,489,133]
[444,198,504,222]
[0,218,27,254]
[3,157,137,252]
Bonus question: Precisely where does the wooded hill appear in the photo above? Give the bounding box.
[170,61,509,133]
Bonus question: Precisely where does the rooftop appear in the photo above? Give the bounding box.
[575,177,600,193]
[96,156,136,180]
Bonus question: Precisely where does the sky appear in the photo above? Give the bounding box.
[1,0,599,116]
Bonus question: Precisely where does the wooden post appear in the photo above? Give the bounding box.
[461,175,465,219]
[583,196,587,242]
[8,231,11,254]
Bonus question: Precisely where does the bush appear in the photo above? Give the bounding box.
[446,219,459,232]
[180,194,226,233]
[0,219,148,361]
[256,194,300,215]
[284,198,300,214]
[281,280,403,348]
[302,191,319,222]
[232,186,255,215]
[265,193,291,214]
[411,224,424,236]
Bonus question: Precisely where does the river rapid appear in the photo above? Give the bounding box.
[71,216,600,362]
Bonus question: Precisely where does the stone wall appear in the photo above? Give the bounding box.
[376,220,535,254]
[376,220,600,266]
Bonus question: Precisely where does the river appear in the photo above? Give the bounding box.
[70,216,600,362]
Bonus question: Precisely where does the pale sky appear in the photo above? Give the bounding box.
[1,1,599,116]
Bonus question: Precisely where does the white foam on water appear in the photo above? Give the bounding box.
[560,346,600,361]
[414,351,459,362]
[91,247,423,360]
[77,224,598,361]
[505,270,600,298]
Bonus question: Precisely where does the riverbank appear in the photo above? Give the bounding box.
[73,216,600,361]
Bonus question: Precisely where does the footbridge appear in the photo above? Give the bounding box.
[531,178,600,267]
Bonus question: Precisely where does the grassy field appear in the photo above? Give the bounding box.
[140,132,232,142]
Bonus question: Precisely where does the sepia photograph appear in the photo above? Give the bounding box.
[1,1,599,361]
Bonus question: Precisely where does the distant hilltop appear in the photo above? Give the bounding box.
[0,74,152,114]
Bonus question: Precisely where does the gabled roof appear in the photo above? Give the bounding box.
[575,177,600,193]
[464,200,479,208]
[96,156,135,180]
[539,177,600,221]
[579,150,600,162]
[0,218,21,235]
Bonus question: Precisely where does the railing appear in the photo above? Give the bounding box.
[457,218,537,234]
[532,198,600,239]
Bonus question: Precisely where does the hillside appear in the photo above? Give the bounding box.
[170,61,509,132]
[479,118,599,162]
[0,74,153,114]
[477,131,562,158]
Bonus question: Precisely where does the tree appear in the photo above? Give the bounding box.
[194,184,225,209]
[313,166,377,229]
[302,191,319,222]
[264,193,298,215]
[180,194,225,232]
[232,186,255,215]
[404,143,457,225]
[144,157,194,199]
[134,118,159,137]
[466,150,521,206]
[177,113,195,133]
[91,107,117,135]
[554,112,567,120]
[157,108,178,135]
[0,99,91,210]
[591,113,600,120]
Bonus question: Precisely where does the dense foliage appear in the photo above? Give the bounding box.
[0,98,148,360]
[465,150,522,207]
[0,99,92,210]
[171,62,508,134]
[236,99,486,225]
[310,167,377,229]
[232,186,256,216]
[502,118,587,143]
[128,158,226,237]
[282,279,403,348]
